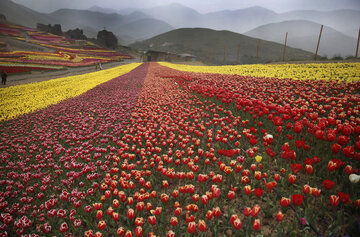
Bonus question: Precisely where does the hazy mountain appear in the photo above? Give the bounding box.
[245,20,357,57]
[0,0,55,27]
[130,28,314,65]
[202,6,280,33]
[88,5,118,14]
[143,3,203,28]
[0,0,173,45]
[2,0,358,49]
[115,18,174,42]
[279,9,360,38]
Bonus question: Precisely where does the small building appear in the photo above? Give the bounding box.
[179,53,196,62]
[143,50,169,62]
[143,51,197,62]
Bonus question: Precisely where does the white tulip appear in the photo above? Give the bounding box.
[349,174,360,183]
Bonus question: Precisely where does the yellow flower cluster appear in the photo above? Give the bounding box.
[159,62,360,82]
[0,63,141,121]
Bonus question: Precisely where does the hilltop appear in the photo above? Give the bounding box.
[131,28,315,65]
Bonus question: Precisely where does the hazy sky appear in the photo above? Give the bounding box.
[12,0,360,13]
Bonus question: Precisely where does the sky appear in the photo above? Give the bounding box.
[12,0,360,13]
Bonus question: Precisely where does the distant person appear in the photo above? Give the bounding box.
[99,63,103,70]
[1,70,7,85]
[95,64,98,70]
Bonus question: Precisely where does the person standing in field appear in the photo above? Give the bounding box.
[1,70,7,85]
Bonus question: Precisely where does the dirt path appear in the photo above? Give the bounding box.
[0,59,141,87]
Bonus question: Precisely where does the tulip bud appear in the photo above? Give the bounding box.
[275,211,284,221]
[148,216,156,225]
[187,221,196,234]
[329,195,339,206]
[252,219,261,231]
[280,197,290,207]
[97,220,106,231]
[198,219,206,232]
[233,218,242,230]
[349,174,360,183]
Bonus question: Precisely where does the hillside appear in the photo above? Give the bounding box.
[202,6,280,33]
[245,20,358,57]
[114,18,174,42]
[279,9,360,38]
[130,28,314,65]
[0,0,174,44]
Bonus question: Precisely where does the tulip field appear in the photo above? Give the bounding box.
[0,23,132,74]
[0,62,360,236]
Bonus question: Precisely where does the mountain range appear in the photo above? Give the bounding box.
[130,28,315,65]
[245,20,358,57]
[0,0,359,57]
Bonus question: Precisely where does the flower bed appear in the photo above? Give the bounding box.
[160,62,360,82]
[0,63,140,121]
[0,62,359,236]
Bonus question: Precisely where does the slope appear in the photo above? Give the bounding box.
[245,20,358,57]
[130,28,314,65]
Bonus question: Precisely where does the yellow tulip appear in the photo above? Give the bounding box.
[255,155,262,163]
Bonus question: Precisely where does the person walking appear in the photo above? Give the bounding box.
[1,70,7,85]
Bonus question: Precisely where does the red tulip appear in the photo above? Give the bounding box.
[187,221,196,234]
[274,173,281,181]
[135,217,144,226]
[127,208,135,220]
[136,202,144,212]
[275,211,284,221]
[198,219,206,232]
[97,220,106,231]
[174,207,182,216]
[134,226,142,237]
[117,227,125,236]
[251,204,261,217]
[244,185,252,195]
[85,230,94,237]
[201,195,208,205]
[230,214,238,225]
[148,216,156,225]
[206,210,213,220]
[170,217,178,226]
[323,180,335,190]
[305,164,313,174]
[303,184,311,194]
[233,218,242,230]
[280,197,290,207]
[329,195,339,206]
[311,188,321,197]
[167,230,175,237]
[254,171,262,180]
[112,212,119,221]
[96,210,103,220]
[213,206,222,217]
[93,203,102,210]
[291,194,303,206]
[252,219,261,231]
[59,222,68,233]
[288,174,296,184]
[95,232,103,237]
[291,164,303,174]
[243,207,252,217]
[227,190,235,200]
